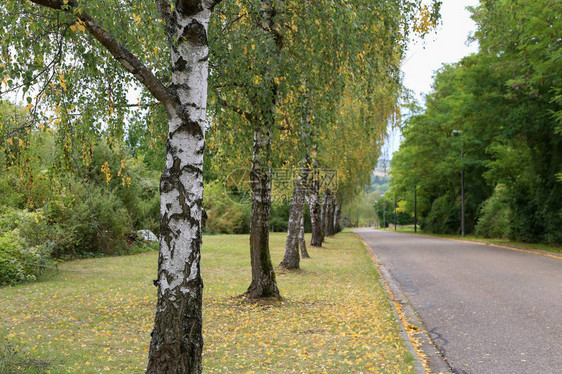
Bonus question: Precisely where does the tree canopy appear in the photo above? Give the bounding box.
[390,0,561,243]
[1,0,442,370]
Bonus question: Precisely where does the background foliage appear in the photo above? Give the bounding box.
[390,0,561,243]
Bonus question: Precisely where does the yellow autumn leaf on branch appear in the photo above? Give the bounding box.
[70,19,86,32]
[59,74,66,90]
[101,161,112,183]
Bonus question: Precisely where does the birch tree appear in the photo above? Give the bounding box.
[208,0,290,298]
[1,0,220,371]
[209,0,441,268]
[296,0,441,246]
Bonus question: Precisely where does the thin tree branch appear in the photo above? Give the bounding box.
[215,95,257,125]
[125,101,159,108]
[28,0,174,109]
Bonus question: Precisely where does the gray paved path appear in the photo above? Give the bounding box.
[355,228,562,374]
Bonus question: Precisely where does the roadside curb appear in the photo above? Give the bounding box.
[356,232,453,374]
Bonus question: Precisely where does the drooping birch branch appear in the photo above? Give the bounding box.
[29,0,174,110]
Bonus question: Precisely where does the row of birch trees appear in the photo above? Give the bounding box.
[1,0,440,371]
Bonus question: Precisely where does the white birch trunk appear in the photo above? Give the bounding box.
[147,2,214,372]
[298,200,310,259]
[281,167,308,269]
[308,174,323,247]
[245,0,281,298]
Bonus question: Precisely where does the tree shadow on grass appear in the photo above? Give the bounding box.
[0,337,51,374]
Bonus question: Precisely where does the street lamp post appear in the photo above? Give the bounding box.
[461,148,465,237]
[414,185,417,233]
[453,130,465,237]
[394,193,397,231]
[382,194,386,229]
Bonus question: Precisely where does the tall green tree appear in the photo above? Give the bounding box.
[391,0,561,243]
[471,0,562,242]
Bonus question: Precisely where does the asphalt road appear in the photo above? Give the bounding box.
[355,229,562,374]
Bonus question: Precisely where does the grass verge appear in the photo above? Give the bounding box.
[0,231,414,373]
[376,225,561,255]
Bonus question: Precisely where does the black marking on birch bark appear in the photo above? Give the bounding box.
[181,164,204,174]
[180,19,207,46]
[174,56,188,71]
[163,193,200,230]
[160,159,202,231]
[183,250,202,289]
[167,108,205,140]
[169,83,191,99]
[173,100,199,110]
[166,272,175,287]
[160,163,179,194]
[170,157,183,174]
[176,0,203,17]
[160,213,175,250]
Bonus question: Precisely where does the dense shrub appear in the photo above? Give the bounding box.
[270,203,290,232]
[44,182,132,258]
[475,185,512,239]
[203,181,250,234]
[0,207,54,286]
[0,206,28,232]
[421,193,459,234]
[85,143,160,235]
[0,175,25,208]
[0,230,51,286]
[110,165,160,235]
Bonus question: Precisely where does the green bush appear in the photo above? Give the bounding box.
[114,163,160,236]
[86,144,160,235]
[0,206,28,232]
[0,230,51,286]
[44,182,132,258]
[270,203,290,232]
[422,193,459,234]
[0,207,54,286]
[203,181,250,234]
[0,175,25,209]
[130,240,159,255]
[475,184,512,239]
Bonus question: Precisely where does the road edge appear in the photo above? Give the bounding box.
[354,230,453,374]
[444,237,562,260]
[378,230,562,260]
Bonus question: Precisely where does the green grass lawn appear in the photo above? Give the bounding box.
[377,225,561,255]
[0,231,414,373]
